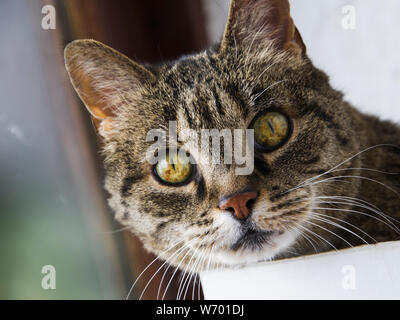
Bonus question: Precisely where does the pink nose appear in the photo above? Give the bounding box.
[219,191,258,220]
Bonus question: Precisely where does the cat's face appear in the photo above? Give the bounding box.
[65,0,360,269]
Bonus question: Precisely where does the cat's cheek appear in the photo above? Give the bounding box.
[268,228,300,257]
[252,213,284,231]
[107,193,160,240]
[107,194,133,226]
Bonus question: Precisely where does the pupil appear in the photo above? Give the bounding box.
[254,112,288,149]
[155,151,192,184]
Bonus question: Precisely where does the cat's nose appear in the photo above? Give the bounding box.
[219,190,259,220]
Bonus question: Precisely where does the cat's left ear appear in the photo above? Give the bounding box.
[64,40,155,135]
[220,0,306,56]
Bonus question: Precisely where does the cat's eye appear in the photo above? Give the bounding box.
[252,111,291,152]
[153,150,195,186]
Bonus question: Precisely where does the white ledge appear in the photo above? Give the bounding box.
[200,241,400,300]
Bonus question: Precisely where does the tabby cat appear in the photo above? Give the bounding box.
[64,0,400,273]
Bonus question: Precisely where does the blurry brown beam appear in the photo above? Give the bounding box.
[57,0,208,300]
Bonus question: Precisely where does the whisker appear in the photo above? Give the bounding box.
[161,238,203,301]
[311,211,377,243]
[282,177,350,196]
[177,237,208,300]
[100,225,132,234]
[293,221,338,251]
[305,219,353,248]
[257,60,281,81]
[140,242,191,300]
[253,79,286,101]
[125,239,183,300]
[299,144,400,187]
[299,194,399,226]
[177,250,198,300]
[183,247,207,300]
[184,235,220,300]
[309,214,369,245]
[310,175,400,197]
[188,247,209,300]
[157,263,177,300]
[289,224,319,254]
[310,195,381,212]
[311,206,400,235]
[159,245,192,301]
[330,167,400,176]
[282,144,400,197]
[312,199,400,227]
[196,244,214,300]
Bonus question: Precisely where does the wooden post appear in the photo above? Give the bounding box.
[56,0,208,300]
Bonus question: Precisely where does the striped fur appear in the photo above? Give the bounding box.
[65,0,400,269]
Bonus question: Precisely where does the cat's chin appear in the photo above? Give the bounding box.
[212,228,299,267]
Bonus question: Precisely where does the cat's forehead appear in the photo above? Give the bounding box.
[157,52,256,131]
[178,81,251,131]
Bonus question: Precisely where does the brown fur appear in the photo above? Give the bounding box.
[64,0,400,271]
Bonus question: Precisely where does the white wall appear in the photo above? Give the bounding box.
[204,0,400,123]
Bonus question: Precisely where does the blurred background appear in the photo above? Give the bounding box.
[0,0,399,299]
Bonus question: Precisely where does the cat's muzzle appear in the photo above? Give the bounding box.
[231,226,277,252]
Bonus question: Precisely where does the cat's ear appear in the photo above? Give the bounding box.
[64,40,155,135]
[220,0,306,56]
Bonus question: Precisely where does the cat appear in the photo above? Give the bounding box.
[64,0,400,272]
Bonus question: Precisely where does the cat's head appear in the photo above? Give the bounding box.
[65,0,360,268]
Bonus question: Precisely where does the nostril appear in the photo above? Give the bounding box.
[246,198,256,210]
[225,207,235,215]
[218,190,259,220]
[218,200,237,216]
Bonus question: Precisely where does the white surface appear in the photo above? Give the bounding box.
[204,0,400,123]
[201,241,400,300]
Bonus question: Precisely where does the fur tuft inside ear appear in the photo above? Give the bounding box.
[64,39,155,134]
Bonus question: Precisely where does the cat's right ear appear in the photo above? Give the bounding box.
[220,0,306,56]
[64,40,155,136]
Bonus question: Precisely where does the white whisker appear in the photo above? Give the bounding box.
[311,206,400,235]
[293,221,338,251]
[311,211,377,243]
[139,241,191,300]
[305,219,353,248]
[309,214,369,245]
[330,167,400,176]
[253,79,286,101]
[299,144,400,188]
[125,239,183,300]
[312,199,400,228]
[310,175,400,197]
[161,238,202,300]
[177,236,208,300]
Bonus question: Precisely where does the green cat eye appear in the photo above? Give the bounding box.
[252,111,291,152]
[154,150,194,186]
